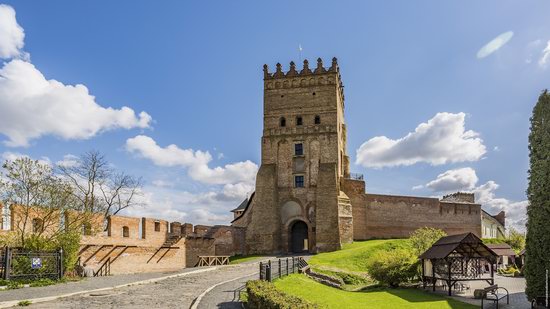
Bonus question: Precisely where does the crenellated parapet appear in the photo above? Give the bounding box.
[263,57,339,79]
[263,57,345,102]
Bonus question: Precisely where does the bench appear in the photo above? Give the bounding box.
[481,285,509,308]
[531,296,549,308]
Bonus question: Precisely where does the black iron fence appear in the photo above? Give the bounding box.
[2,247,63,280]
[259,257,306,282]
[0,247,5,279]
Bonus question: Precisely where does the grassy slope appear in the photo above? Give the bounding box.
[229,255,265,264]
[275,274,476,309]
[308,239,411,272]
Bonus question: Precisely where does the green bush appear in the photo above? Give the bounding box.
[245,280,317,309]
[366,249,417,287]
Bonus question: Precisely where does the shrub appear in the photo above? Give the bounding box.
[245,280,317,309]
[366,249,417,287]
[409,227,447,257]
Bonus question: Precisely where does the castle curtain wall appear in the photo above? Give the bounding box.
[353,194,482,239]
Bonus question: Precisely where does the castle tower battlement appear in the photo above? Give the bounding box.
[262,58,345,106]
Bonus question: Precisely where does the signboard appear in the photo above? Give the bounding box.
[31,257,42,269]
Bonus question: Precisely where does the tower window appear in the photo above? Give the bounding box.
[280,117,286,127]
[154,221,161,232]
[296,116,303,126]
[122,226,129,238]
[314,115,321,124]
[294,175,304,188]
[295,143,303,156]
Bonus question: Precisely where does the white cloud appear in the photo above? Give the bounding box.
[538,40,550,68]
[418,167,527,232]
[356,112,486,168]
[0,5,24,59]
[0,60,152,147]
[474,181,527,233]
[122,185,237,225]
[0,5,151,147]
[477,31,514,59]
[424,167,478,192]
[151,179,174,188]
[56,154,79,168]
[125,135,258,185]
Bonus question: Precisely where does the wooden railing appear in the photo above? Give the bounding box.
[195,256,230,267]
[93,257,110,277]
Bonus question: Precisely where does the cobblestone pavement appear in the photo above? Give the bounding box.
[22,264,259,309]
[195,273,257,309]
[0,267,213,304]
[430,275,529,309]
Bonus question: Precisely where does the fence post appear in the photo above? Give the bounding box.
[292,257,295,273]
[259,261,263,280]
[267,260,272,282]
[286,258,289,276]
[278,259,281,279]
[58,248,64,279]
[4,247,11,280]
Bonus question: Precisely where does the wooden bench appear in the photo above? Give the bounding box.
[481,285,509,309]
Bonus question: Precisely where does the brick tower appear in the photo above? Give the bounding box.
[236,58,353,254]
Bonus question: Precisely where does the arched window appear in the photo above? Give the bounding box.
[280,117,286,127]
[296,116,303,126]
[122,226,129,238]
[32,218,43,233]
[314,115,321,124]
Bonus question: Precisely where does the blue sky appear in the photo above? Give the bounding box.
[1,1,549,231]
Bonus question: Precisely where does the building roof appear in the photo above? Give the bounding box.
[230,192,255,223]
[231,198,249,213]
[419,232,497,260]
[486,243,516,257]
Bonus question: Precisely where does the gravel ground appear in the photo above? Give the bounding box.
[25,264,259,309]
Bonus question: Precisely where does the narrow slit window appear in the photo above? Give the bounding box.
[154,221,161,232]
[314,115,321,124]
[296,116,303,126]
[280,117,286,127]
[122,226,129,238]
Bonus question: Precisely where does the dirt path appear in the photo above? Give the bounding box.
[27,264,259,309]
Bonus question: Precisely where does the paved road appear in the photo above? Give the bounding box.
[24,264,260,309]
[195,273,258,309]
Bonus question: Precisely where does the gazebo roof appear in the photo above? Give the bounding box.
[419,232,497,260]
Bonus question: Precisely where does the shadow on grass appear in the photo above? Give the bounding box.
[355,287,477,308]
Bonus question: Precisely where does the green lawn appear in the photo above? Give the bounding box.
[229,255,265,264]
[274,274,476,309]
[308,239,411,272]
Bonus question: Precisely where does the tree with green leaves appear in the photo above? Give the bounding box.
[409,227,447,257]
[525,90,550,300]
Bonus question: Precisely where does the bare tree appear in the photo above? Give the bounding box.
[57,151,143,220]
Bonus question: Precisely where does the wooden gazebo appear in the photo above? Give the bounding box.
[419,232,498,296]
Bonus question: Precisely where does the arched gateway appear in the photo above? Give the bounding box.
[290,220,308,253]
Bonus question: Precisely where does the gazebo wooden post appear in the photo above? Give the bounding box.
[432,259,436,292]
[422,259,426,289]
[490,259,495,285]
[448,259,452,296]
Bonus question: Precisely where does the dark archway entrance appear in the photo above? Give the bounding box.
[290,221,308,253]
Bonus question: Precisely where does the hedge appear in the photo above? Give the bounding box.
[245,280,317,309]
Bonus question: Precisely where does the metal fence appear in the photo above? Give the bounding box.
[2,247,63,280]
[0,247,5,279]
[259,257,305,282]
